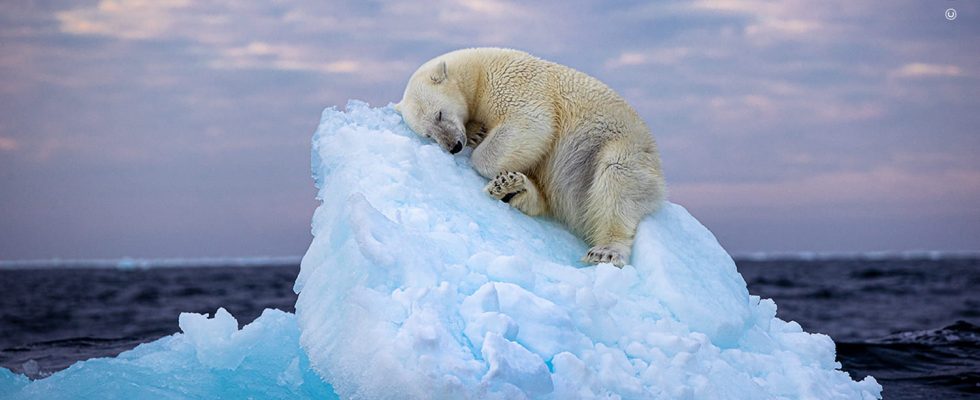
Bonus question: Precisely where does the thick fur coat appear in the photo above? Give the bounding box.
[396,48,665,266]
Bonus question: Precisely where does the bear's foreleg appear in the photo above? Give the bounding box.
[470,119,553,179]
[485,171,548,216]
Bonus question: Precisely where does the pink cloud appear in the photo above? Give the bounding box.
[890,63,964,78]
[0,137,18,151]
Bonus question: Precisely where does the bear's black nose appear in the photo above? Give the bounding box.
[450,141,463,154]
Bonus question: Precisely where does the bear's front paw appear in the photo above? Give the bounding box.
[485,171,527,203]
[465,121,488,147]
[582,245,627,267]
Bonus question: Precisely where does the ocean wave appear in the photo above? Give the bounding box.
[838,321,980,398]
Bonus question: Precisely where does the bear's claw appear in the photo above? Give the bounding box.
[465,121,488,147]
[583,245,626,267]
[486,171,527,203]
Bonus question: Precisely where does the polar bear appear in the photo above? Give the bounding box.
[396,48,665,267]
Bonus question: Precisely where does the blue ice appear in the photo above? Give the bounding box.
[0,309,336,399]
[295,101,880,399]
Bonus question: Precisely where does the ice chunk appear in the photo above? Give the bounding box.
[179,307,247,369]
[481,332,553,396]
[0,309,337,399]
[19,360,39,378]
[0,368,29,392]
[295,101,882,399]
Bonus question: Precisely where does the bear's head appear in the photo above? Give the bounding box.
[395,59,468,154]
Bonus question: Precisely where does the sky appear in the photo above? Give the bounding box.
[0,0,978,260]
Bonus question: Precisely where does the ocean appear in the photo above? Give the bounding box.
[1,256,977,399]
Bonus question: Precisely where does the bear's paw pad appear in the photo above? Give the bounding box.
[485,171,527,203]
[583,245,627,267]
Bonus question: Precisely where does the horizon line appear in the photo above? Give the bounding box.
[2,251,979,270]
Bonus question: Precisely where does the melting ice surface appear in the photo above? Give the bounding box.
[0,101,881,399]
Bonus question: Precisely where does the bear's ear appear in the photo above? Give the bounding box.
[430,61,448,84]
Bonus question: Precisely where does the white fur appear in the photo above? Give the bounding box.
[397,48,666,266]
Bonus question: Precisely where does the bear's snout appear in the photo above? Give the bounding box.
[450,141,463,154]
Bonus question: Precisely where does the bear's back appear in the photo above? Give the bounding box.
[449,48,642,132]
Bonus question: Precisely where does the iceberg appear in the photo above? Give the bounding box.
[0,309,337,399]
[295,101,881,399]
[0,101,880,399]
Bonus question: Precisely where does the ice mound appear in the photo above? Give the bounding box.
[295,101,882,399]
[0,309,337,399]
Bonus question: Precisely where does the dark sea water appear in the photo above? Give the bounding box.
[1,257,977,399]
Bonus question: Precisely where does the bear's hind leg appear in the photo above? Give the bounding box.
[581,198,636,267]
[581,146,663,267]
[485,171,548,216]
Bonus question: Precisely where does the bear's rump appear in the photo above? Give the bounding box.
[540,129,604,232]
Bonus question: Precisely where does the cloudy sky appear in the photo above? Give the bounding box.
[1,0,977,259]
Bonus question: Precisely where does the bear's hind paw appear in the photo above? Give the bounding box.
[583,245,627,267]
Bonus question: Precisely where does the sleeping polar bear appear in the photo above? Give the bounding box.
[396,48,665,267]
